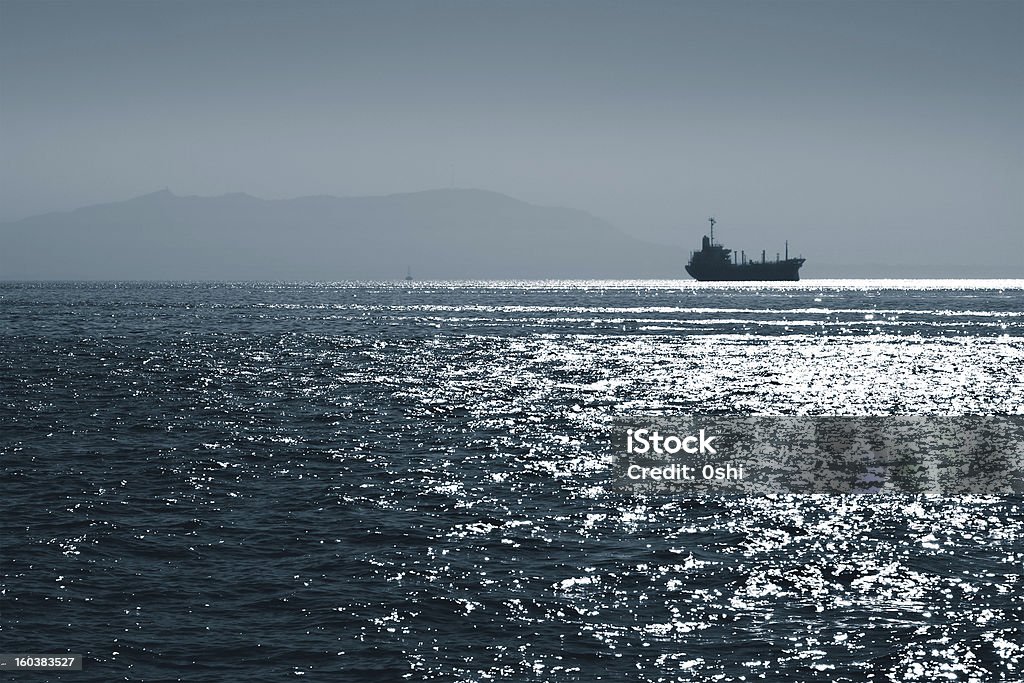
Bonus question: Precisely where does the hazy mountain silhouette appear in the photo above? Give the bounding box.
[0,189,687,280]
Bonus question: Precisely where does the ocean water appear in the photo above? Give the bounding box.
[1,280,1022,682]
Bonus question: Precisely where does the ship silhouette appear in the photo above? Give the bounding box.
[685,217,805,281]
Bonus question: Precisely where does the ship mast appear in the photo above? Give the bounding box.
[708,217,716,245]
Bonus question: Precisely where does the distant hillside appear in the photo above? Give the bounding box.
[0,189,686,280]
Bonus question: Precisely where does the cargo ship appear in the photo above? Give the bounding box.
[685,217,804,281]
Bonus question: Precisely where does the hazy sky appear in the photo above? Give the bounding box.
[1,0,1021,270]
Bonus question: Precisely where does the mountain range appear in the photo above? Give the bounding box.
[0,189,686,280]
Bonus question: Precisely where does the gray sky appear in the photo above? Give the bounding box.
[1,0,1021,271]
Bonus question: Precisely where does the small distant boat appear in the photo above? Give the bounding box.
[404,266,414,282]
[686,217,805,281]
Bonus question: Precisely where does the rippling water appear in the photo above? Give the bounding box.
[2,280,1022,681]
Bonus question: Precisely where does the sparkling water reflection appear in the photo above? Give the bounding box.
[1,280,1021,681]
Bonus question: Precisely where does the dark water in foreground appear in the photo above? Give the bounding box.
[2,280,1022,682]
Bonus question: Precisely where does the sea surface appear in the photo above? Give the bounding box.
[1,280,1022,682]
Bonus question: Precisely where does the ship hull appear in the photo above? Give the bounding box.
[685,259,804,282]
